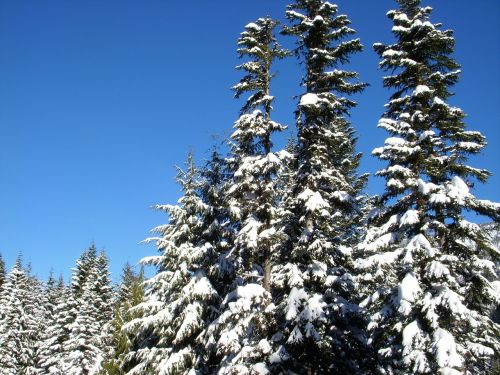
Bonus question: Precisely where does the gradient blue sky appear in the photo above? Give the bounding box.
[1,0,498,282]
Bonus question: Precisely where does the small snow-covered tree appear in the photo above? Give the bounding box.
[204,17,289,374]
[125,153,219,374]
[36,275,72,374]
[358,1,500,374]
[72,244,97,298]
[273,1,368,372]
[0,258,43,374]
[62,246,113,374]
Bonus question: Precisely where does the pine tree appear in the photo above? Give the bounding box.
[358,1,500,373]
[102,263,144,375]
[72,243,98,298]
[0,258,43,374]
[63,245,113,374]
[199,147,235,298]
[204,17,289,374]
[36,275,71,374]
[272,1,368,372]
[125,153,219,374]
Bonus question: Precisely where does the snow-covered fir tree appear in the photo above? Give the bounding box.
[102,263,144,375]
[125,152,219,374]
[36,275,71,374]
[204,17,289,374]
[358,1,500,374]
[273,1,369,372]
[72,244,98,298]
[0,258,44,374]
[199,147,235,300]
[61,245,114,374]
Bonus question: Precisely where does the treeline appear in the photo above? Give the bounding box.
[0,246,144,374]
[1,0,499,374]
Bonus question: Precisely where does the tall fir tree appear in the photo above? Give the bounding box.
[358,1,500,374]
[204,17,289,374]
[125,153,219,374]
[273,1,368,372]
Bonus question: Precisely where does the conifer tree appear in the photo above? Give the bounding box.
[72,244,98,298]
[102,263,144,375]
[125,153,219,374]
[204,17,289,374]
[36,275,71,374]
[63,245,113,374]
[199,147,235,298]
[273,1,368,372]
[0,258,43,374]
[358,1,500,373]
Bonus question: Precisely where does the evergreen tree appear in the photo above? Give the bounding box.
[199,147,235,299]
[204,17,289,374]
[125,153,219,374]
[63,245,113,374]
[358,1,500,373]
[36,275,71,374]
[273,1,368,372]
[102,263,144,375]
[72,243,98,298]
[0,258,43,374]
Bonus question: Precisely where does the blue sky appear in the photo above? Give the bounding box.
[1,0,498,282]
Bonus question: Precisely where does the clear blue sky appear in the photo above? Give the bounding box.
[1,0,498,283]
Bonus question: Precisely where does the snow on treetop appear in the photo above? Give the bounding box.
[245,22,261,31]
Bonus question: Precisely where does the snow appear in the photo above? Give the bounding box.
[252,363,269,375]
[393,13,409,22]
[417,179,438,195]
[413,85,432,96]
[418,130,435,142]
[235,283,266,301]
[397,272,421,315]
[382,49,403,58]
[385,137,406,146]
[449,176,469,195]
[300,93,321,106]
[285,287,307,321]
[433,328,463,370]
[399,210,419,226]
[298,189,330,212]
[312,15,324,24]
[245,22,261,31]
[433,96,445,105]
[426,261,450,279]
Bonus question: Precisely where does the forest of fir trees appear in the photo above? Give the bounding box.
[1,0,499,374]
